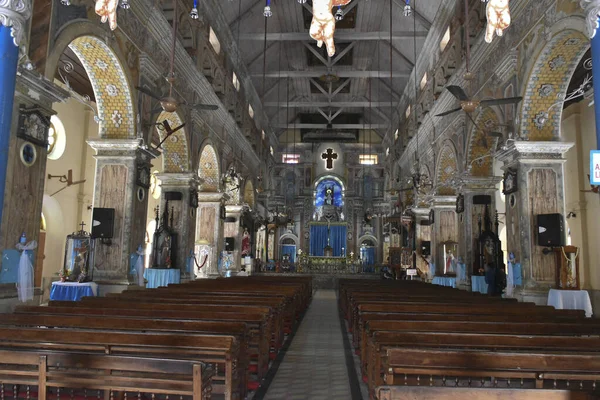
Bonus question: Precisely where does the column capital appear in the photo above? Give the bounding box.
[461,176,502,192]
[495,141,575,165]
[198,191,229,203]
[581,0,600,38]
[431,195,457,208]
[88,139,159,161]
[411,207,431,219]
[0,0,31,46]
[225,204,244,214]
[155,172,202,188]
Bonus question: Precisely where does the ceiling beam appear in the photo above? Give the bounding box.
[273,123,388,129]
[228,0,262,29]
[238,31,427,41]
[265,101,400,108]
[254,71,410,78]
[391,0,432,30]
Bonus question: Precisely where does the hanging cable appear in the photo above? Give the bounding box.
[412,0,419,164]
[262,13,269,102]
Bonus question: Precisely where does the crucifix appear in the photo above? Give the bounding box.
[79,221,86,232]
[321,148,338,170]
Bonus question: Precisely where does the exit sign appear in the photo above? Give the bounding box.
[592,151,600,185]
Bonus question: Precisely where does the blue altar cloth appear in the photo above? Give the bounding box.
[432,276,456,288]
[471,276,488,294]
[50,282,98,301]
[456,263,467,282]
[144,268,180,288]
[511,263,522,286]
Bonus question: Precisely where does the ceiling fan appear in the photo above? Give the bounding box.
[135,0,218,113]
[435,0,522,127]
[48,169,86,197]
[154,120,186,150]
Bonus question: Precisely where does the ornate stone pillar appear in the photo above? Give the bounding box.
[156,173,200,279]
[458,177,501,290]
[0,0,31,226]
[87,139,156,285]
[496,142,574,303]
[430,196,457,278]
[581,0,600,148]
[196,192,227,277]
[224,204,244,273]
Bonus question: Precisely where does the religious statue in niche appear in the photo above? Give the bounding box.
[314,178,344,222]
[62,222,94,282]
[474,205,504,276]
[325,186,334,205]
[151,202,178,269]
[310,0,351,57]
[241,229,251,257]
[484,0,511,43]
[445,247,458,275]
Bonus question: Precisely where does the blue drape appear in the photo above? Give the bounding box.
[310,224,347,256]
[281,245,296,262]
[330,225,347,257]
[360,247,375,265]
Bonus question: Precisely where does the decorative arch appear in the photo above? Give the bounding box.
[156,111,189,173]
[279,233,299,245]
[243,180,255,207]
[358,234,379,246]
[314,174,346,192]
[198,143,220,192]
[53,33,136,139]
[435,142,458,195]
[466,107,499,177]
[520,30,589,141]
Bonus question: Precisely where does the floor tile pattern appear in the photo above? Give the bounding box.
[263,290,352,400]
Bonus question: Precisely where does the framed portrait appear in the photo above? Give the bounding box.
[17,107,50,147]
[503,169,518,194]
[136,165,151,189]
[456,193,465,214]
[190,189,199,208]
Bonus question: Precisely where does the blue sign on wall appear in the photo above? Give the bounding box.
[591,150,600,186]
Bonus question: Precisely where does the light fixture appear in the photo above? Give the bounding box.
[403,0,411,16]
[190,0,199,19]
[263,0,272,17]
[335,7,343,21]
[60,0,70,6]
[119,0,130,10]
[297,0,307,3]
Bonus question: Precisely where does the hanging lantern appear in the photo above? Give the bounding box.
[190,0,199,19]
[334,7,343,21]
[263,0,272,17]
[297,0,307,3]
[403,0,411,16]
[60,0,70,6]
[119,0,130,10]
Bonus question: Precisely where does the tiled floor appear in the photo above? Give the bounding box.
[262,290,354,400]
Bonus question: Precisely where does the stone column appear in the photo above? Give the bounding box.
[430,196,457,278]
[87,139,156,286]
[459,177,501,290]
[0,0,31,226]
[224,205,244,273]
[196,192,227,277]
[156,173,200,279]
[496,142,574,303]
[412,208,432,277]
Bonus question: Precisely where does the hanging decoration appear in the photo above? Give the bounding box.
[190,0,199,19]
[483,0,511,43]
[309,0,351,57]
[264,0,272,17]
[403,0,412,16]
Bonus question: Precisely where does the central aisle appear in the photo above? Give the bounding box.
[262,289,354,399]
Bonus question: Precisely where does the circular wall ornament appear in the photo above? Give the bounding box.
[20,142,37,167]
[347,232,353,240]
[190,208,196,218]
[509,193,517,209]
[304,232,309,239]
[137,187,146,202]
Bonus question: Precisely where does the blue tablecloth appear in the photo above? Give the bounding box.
[432,276,456,288]
[456,263,467,282]
[471,275,488,294]
[50,282,98,301]
[144,268,180,288]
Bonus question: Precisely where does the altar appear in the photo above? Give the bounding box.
[50,281,98,301]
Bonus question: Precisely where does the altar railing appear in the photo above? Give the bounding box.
[260,262,382,275]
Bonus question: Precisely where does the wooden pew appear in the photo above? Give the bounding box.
[0,327,239,400]
[375,386,597,400]
[0,349,213,400]
[17,304,271,384]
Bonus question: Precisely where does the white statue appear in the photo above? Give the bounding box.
[95,0,119,31]
[310,0,351,57]
[484,0,511,43]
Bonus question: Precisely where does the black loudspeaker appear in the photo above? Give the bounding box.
[537,213,565,247]
[91,208,115,239]
[225,237,235,252]
[420,241,431,256]
[473,195,492,205]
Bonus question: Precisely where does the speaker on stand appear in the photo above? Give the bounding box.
[537,213,565,253]
[91,208,115,244]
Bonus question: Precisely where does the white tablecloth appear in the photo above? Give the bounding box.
[547,289,593,318]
